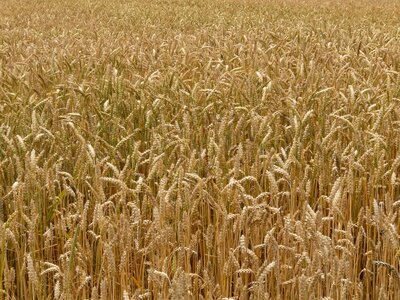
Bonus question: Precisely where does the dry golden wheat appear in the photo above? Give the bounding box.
[0,0,400,299]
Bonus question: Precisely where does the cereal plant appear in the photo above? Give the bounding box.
[0,0,399,299]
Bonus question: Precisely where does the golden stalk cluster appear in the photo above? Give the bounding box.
[0,0,400,299]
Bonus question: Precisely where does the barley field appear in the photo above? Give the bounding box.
[1,0,400,299]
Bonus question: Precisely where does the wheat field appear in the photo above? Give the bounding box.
[1,0,400,299]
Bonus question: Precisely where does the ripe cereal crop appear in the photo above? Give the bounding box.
[0,0,400,299]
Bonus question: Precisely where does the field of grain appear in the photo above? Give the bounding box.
[1,0,400,299]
